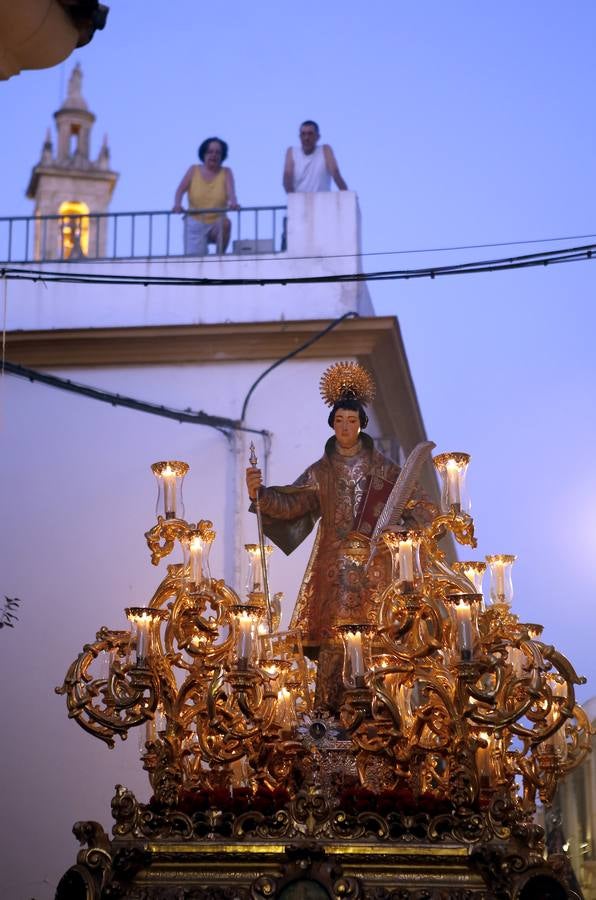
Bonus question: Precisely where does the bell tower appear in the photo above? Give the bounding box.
[26,63,118,260]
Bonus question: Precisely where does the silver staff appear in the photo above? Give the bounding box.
[249,442,273,633]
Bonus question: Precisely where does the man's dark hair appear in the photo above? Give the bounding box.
[328,400,368,429]
[198,137,229,163]
[300,120,320,135]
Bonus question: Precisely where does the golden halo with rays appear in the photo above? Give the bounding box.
[319,361,376,408]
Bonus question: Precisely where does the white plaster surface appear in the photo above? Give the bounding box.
[5,192,373,330]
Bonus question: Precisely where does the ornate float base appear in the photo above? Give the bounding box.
[55,787,581,900]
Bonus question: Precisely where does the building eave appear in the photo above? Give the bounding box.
[6,314,440,503]
[5,317,424,441]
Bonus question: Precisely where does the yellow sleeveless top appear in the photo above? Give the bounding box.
[188,167,227,223]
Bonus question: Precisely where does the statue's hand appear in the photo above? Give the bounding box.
[246,467,263,501]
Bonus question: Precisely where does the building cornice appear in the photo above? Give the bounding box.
[10,315,424,432]
[27,165,118,198]
[6,314,442,513]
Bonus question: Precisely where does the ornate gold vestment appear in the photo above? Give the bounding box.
[257,435,412,647]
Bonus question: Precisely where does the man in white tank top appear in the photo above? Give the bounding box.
[283,120,348,193]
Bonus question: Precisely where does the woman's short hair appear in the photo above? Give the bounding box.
[198,137,228,163]
[328,399,368,429]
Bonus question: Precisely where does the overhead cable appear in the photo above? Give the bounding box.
[241,311,359,422]
[1,242,594,289]
[28,230,596,266]
[3,360,270,437]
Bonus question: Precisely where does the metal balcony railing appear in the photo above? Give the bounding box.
[0,206,287,264]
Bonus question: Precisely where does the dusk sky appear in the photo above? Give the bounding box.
[1,3,595,895]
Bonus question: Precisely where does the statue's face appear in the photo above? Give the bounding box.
[333,408,361,449]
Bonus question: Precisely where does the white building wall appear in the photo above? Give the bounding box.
[6,192,373,331]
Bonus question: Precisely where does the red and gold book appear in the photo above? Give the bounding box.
[354,474,397,537]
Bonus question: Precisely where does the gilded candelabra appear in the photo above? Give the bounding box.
[57,451,591,854]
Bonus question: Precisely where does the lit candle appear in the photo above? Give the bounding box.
[126,607,167,664]
[151,461,188,520]
[189,535,203,586]
[236,612,253,661]
[433,452,471,515]
[446,459,460,507]
[276,687,295,729]
[547,710,568,760]
[141,704,166,754]
[455,599,473,659]
[486,555,516,605]
[463,563,485,594]
[245,544,272,596]
[135,612,152,660]
[347,630,364,677]
[398,538,414,583]
[162,465,176,518]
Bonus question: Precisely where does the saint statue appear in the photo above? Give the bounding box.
[246,362,429,712]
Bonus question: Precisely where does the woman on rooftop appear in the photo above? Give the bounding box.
[172,137,239,255]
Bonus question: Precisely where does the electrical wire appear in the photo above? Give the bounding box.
[1,242,594,288]
[15,230,596,266]
[3,360,271,437]
[241,311,359,422]
[4,316,365,434]
[2,242,594,436]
